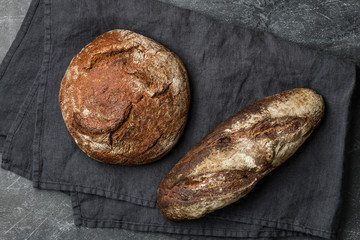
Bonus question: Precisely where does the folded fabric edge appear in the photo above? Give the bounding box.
[1,160,32,181]
[0,135,5,153]
[0,163,333,239]
[70,192,334,239]
[32,0,50,187]
[1,157,336,239]
[1,78,40,165]
[336,64,359,235]
[0,0,40,79]
[0,0,40,153]
[35,181,157,208]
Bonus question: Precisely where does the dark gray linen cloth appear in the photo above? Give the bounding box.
[0,0,356,238]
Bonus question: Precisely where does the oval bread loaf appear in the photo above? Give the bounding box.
[59,30,190,165]
[157,88,324,221]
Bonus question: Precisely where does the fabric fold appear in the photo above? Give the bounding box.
[0,0,43,152]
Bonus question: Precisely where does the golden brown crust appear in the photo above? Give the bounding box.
[157,88,324,221]
[59,29,190,165]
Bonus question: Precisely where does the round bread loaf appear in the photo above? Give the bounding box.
[59,29,190,165]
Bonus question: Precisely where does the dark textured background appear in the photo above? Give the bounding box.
[0,0,359,239]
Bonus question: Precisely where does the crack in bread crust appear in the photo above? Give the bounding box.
[87,45,140,70]
[59,29,190,165]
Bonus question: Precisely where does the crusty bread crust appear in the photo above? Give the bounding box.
[59,30,190,165]
[157,88,324,221]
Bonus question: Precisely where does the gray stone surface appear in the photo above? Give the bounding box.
[0,0,31,63]
[159,0,360,66]
[1,0,360,239]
